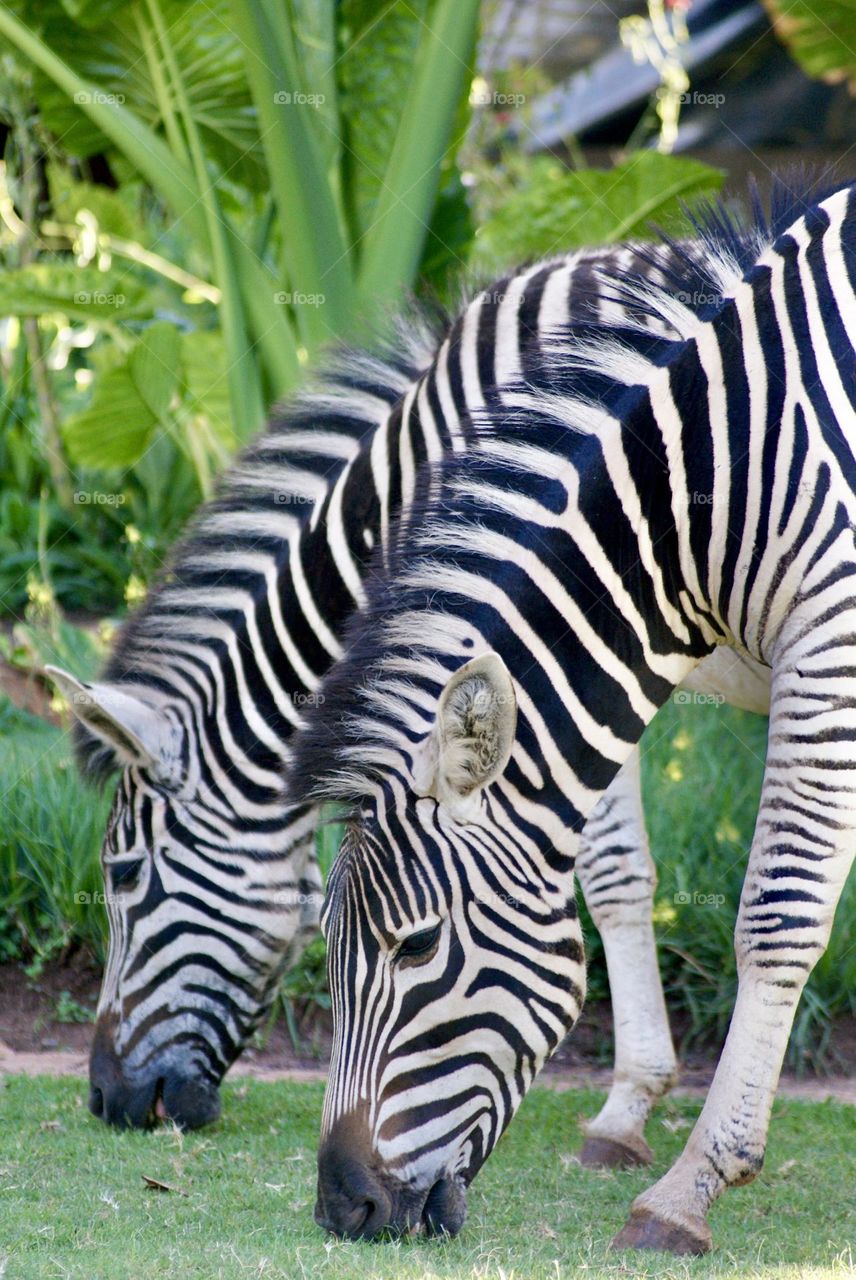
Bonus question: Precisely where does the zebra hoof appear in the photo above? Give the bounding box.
[611,1205,712,1256]
[578,1135,654,1169]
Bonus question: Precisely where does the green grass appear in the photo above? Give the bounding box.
[633,697,853,1069]
[0,1079,853,1279]
[0,697,110,967]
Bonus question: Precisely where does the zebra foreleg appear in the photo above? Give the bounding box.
[613,651,855,1255]
[575,751,677,1168]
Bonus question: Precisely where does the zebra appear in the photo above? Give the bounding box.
[50,239,767,1145]
[293,176,856,1254]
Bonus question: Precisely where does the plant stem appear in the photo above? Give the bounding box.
[12,107,74,512]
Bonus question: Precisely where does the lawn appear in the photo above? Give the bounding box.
[0,1079,852,1280]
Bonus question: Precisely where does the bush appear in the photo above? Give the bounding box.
[0,698,109,967]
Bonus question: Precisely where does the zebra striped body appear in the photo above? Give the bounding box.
[57,239,763,1140]
[297,180,855,1252]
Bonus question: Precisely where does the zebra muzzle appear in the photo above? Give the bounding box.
[315,1112,469,1240]
[89,1017,221,1130]
[420,1176,468,1237]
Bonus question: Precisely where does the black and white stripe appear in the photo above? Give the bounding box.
[58,236,759,1132]
[301,178,855,1251]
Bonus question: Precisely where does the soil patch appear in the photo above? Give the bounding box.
[1,957,853,1104]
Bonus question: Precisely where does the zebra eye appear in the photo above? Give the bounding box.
[396,924,441,961]
[109,858,144,892]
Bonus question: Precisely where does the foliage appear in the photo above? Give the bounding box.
[0,1,481,616]
[641,697,855,1072]
[471,150,724,272]
[1,1077,854,1279]
[275,936,331,1055]
[762,0,856,90]
[53,988,96,1023]
[0,0,481,444]
[0,697,110,967]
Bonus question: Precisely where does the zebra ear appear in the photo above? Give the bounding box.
[45,665,181,781]
[414,653,517,822]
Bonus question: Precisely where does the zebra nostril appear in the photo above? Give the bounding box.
[88,1086,105,1119]
[421,1177,467,1237]
[350,1190,392,1239]
[351,1198,374,1233]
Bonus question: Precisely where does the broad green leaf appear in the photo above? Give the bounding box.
[762,0,856,88]
[23,0,264,185]
[63,364,156,468]
[0,3,299,395]
[231,0,355,347]
[290,0,340,169]
[130,321,181,418]
[473,153,724,271]
[419,169,474,296]
[356,0,480,308]
[181,330,234,444]
[60,0,135,26]
[338,0,433,240]
[0,263,148,322]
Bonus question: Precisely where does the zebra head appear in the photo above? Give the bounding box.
[48,666,318,1130]
[312,654,585,1238]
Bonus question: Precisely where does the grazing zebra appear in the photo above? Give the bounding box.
[51,239,765,1144]
[295,177,856,1254]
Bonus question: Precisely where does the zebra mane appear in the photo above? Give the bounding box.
[591,169,854,335]
[75,307,445,784]
[288,172,856,811]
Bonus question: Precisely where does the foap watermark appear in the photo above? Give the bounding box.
[74,291,126,308]
[480,289,512,306]
[475,890,523,909]
[272,889,326,908]
[470,87,526,109]
[75,891,122,906]
[274,290,325,308]
[673,689,725,707]
[292,691,325,708]
[674,889,726,908]
[273,491,314,505]
[74,90,125,106]
[676,291,720,308]
[679,91,725,109]
[73,491,126,507]
[273,90,325,107]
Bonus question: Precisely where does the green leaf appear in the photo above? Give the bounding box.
[338,0,432,239]
[473,153,725,271]
[63,364,156,468]
[355,0,481,309]
[230,0,355,347]
[180,330,234,444]
[0,263,148,322]
[130,321,181,418]
[0,3,299,396]
[59,0,136,27]
[290,0,340,170]
[338,0,477,295]
[762,0,856,88]
[24,0,264,185]
[418,168,474,296]
[350,0,478,309]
